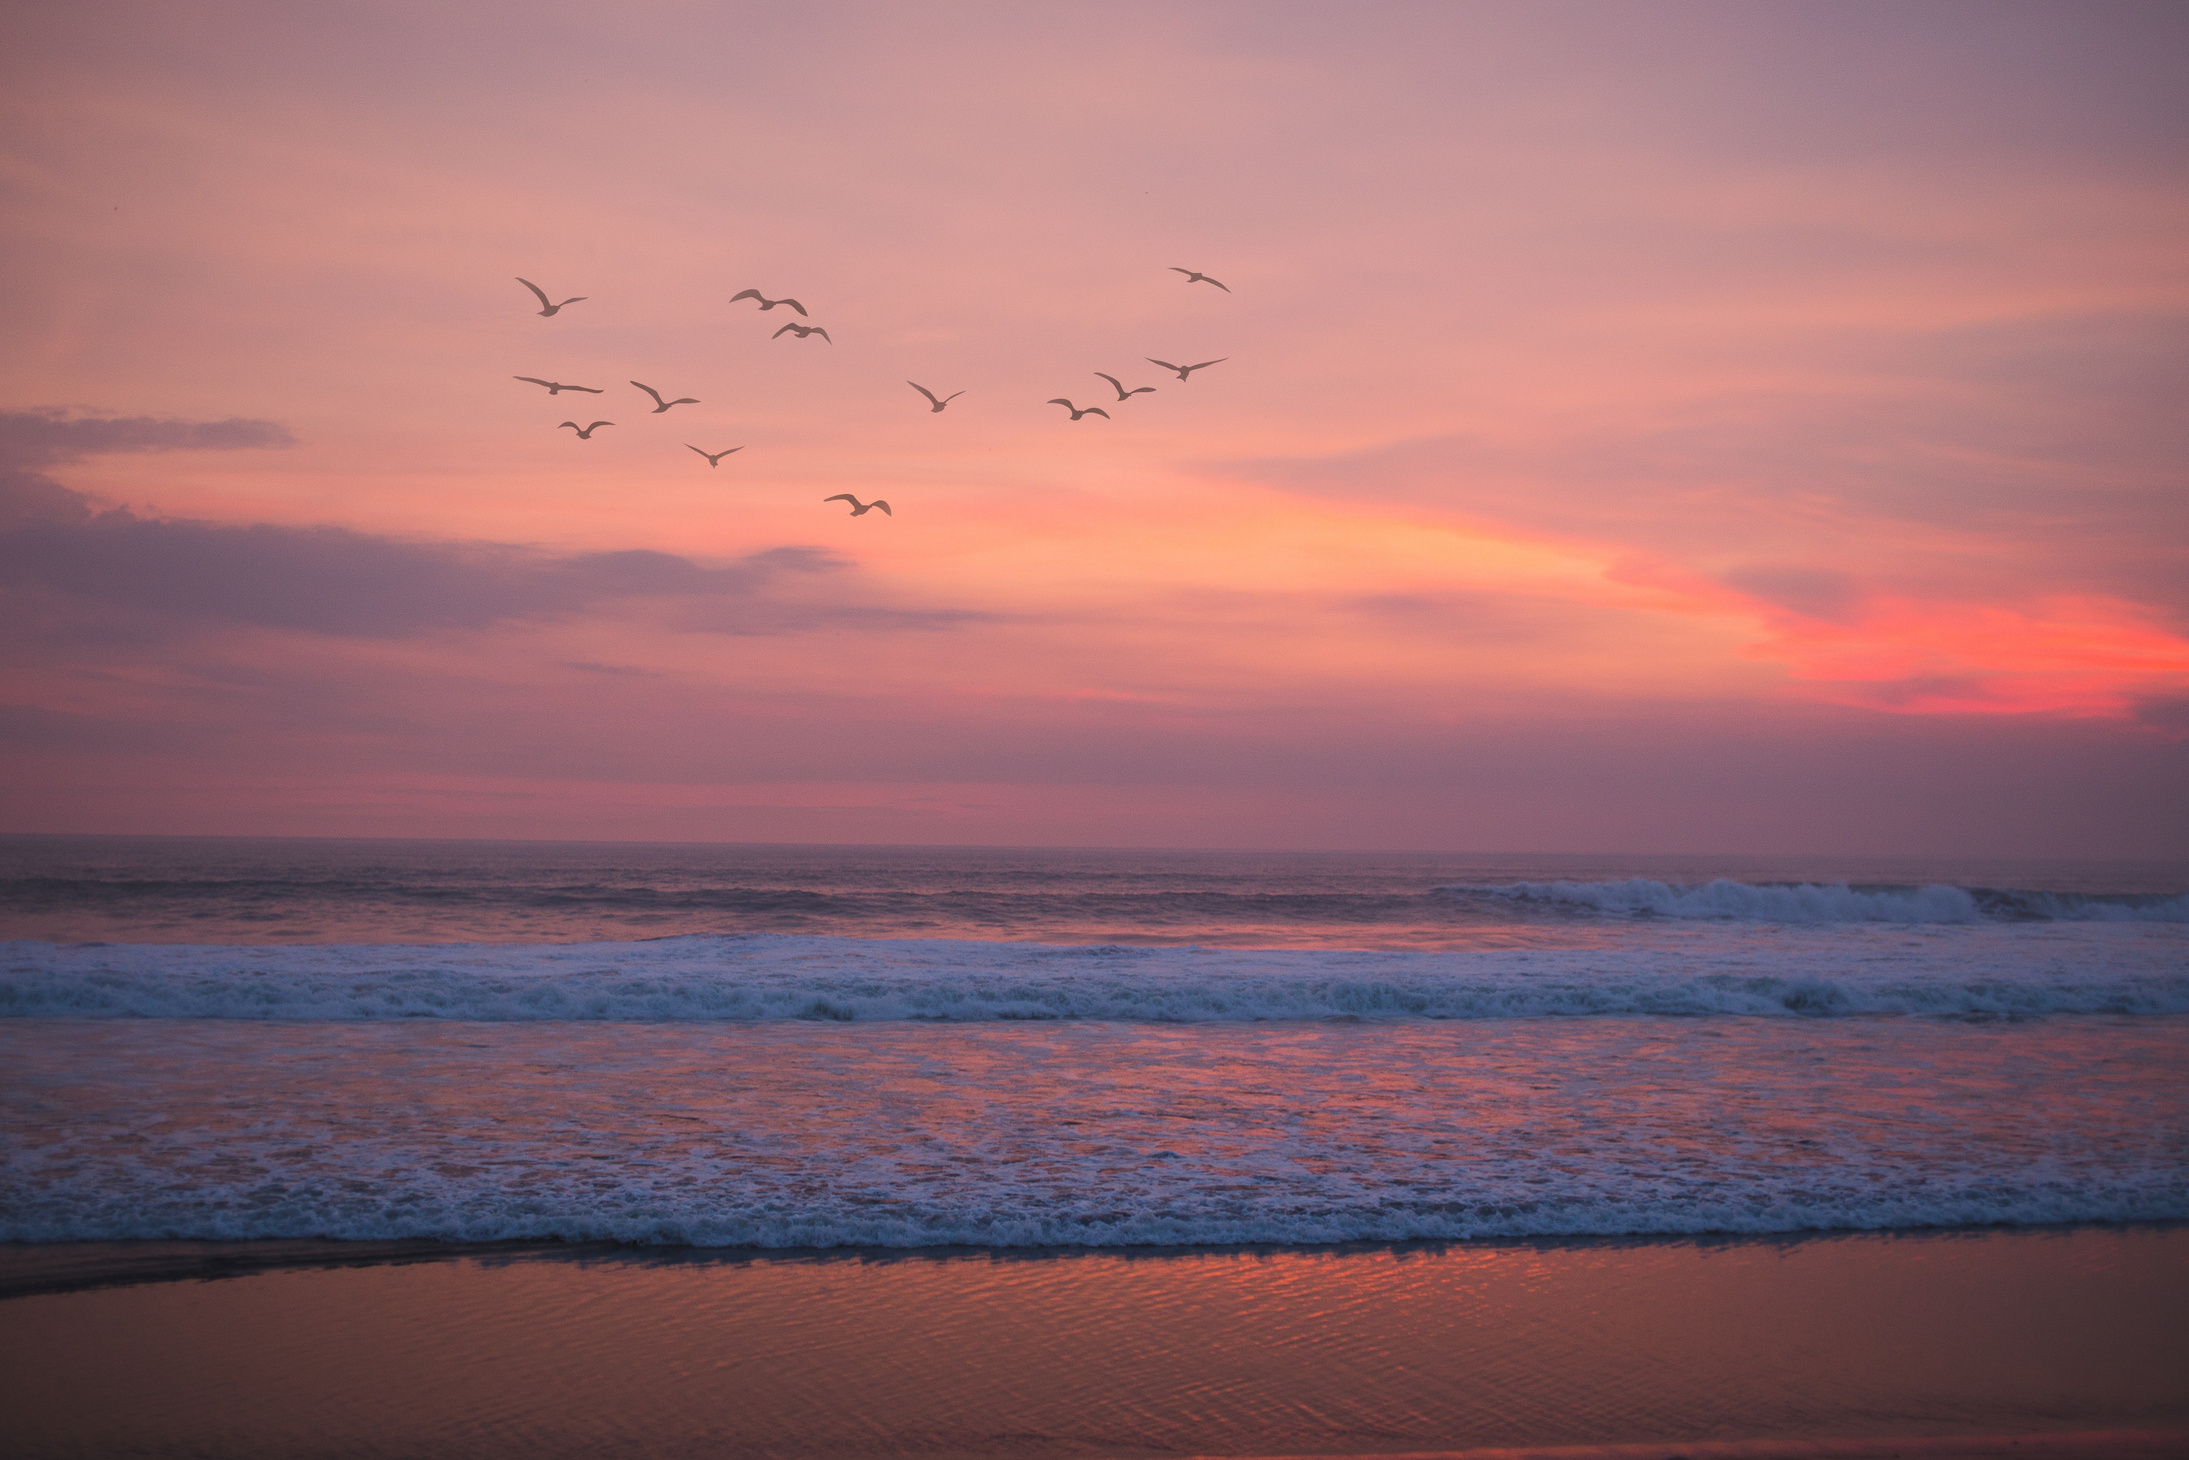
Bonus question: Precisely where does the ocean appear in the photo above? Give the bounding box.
[4,835,2186,1249]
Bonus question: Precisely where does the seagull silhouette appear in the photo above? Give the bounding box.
[730,289,807,315]
[1048,399,1110,421]
[517,278,586,316]
[631,381,699,412]
[1148,357,1226,381]
[559,421,613,439]
[824,494,891,517]
[908,381,965,412]
[1095,372,1156,401]
[773,322,831,343]
[514,376,603,395]
[688,445,743,466]
[1169,268,1230,292]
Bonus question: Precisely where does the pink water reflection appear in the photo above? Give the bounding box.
[6,1017,2181,1244]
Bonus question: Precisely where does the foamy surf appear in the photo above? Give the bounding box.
[5,1015,2184,1245]
[4,925,2186,1021]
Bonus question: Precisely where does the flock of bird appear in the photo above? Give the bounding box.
[510,267,1231,518]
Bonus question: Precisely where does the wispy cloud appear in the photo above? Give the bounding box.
[0,409,296,465]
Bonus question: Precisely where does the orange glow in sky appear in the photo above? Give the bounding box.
[2,3,2184,853]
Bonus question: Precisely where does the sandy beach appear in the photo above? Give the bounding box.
[4,1224,2184,1458]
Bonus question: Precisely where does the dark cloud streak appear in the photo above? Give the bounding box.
[1,408,297,529]
[0,409,296,466]
[0,408,873,638]
[0,518,849,637]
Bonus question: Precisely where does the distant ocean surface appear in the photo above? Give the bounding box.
[4,836,2186,1248]
[7,836,2187,949]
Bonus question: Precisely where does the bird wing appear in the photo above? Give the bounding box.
[687,445,708,457]
[630,381,666,406]
[1086,408,1110,418]
[570,385,604,393]
[813,329,831,343]
[669,397,698,406]
[1169,269,1193,278]
[872,501,892,516]
[823,494,857,505]
[517,277,552,308]
[1095,372,1125,396]
[1047,399,1074,407]
[515,377,552,388]
[772,323,797,338]
[909,382,941,407]
[729,289,763,305]
[782,298,807,316]
[559,421,580,429]
[1146,359,1180,371]
[1188,359,1227,371]
[1206,278,1230,291]
[942,392,965,404]
[557,296,588,306]
[587,422,612,429]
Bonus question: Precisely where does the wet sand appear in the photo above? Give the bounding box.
[3,1224,2186,1457]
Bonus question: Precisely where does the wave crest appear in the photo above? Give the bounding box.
[1443,879,2189,924]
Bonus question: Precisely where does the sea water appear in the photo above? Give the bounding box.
[3,836,2185,1248]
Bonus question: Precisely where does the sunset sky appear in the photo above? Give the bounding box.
[3,1,2184,854]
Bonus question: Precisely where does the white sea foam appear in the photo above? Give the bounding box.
[5,1017,2184,1245]
[1446,878,2189,923]
[4,926,2186,1022]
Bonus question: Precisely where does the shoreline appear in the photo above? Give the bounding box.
[1201,1438,2189,1459]
[9,1218,2185,1302]
[5,1220,2182,1456]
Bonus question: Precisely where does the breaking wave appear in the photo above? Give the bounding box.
[1443,879,2189,924]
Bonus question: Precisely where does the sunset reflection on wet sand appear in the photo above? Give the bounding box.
[5,1225,2184,1457]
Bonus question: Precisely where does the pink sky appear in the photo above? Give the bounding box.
[2,1,2184,854]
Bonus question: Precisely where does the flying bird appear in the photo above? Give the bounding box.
[1170,268,1230,292]
[1047,399,1110,421]
[517,278,586,316]
[1095,372,1155,401]
[514,376,603,395]
[908,382,965,412]
[1148,357,1226,381]
[559,421,613,439]
[688,445,743,466]
[631,381,699,412]
[730,289,807,315]
[824,494,891,517]
[773,322,831,342]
